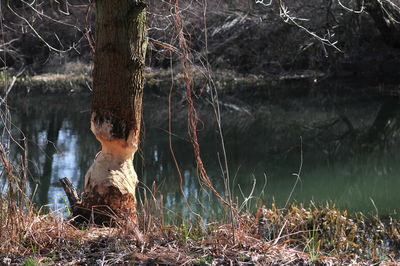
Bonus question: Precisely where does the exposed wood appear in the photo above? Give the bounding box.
[60,177,122,226]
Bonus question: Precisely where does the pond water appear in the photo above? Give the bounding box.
[6,79,400,222]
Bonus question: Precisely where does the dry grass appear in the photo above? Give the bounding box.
[259,204,400,263]
[1,184,399,266]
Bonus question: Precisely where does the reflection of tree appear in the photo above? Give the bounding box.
[362,98,400,152]
[37,112,63,208]
[12,96,81,207]
[15,102,42,194]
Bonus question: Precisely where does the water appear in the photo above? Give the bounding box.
[6,82,400,221]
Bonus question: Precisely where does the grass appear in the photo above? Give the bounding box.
[21,257,37,266]
[258,203,400,262]
[1,189,400,265]
[305,224,321,262]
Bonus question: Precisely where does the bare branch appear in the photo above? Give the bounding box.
[337,0,365,14]
[255,0,273,6]
[278,1,342,52]
[20,0,80,30]
[7,2,73,53]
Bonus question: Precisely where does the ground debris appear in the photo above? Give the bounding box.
[1,204,399,265]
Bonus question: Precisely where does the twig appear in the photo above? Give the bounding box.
[337,0,365,13]
[255,0,273,6]
[174,0,235,213]
[85,0,95,55]
[59,177,80,207]
[167,55,201,220]
[284,136,303,209]
[7,2,74,53]
[279,1,341,52]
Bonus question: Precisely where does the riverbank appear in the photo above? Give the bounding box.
[2,66,400,103]
[1,67,323,97]
[2,199,400,265]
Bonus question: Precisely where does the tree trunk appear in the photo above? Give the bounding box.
[365,0,400,48]
[79,0,147,225]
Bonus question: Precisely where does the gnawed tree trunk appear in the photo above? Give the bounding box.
[365,0,400,48]
[77,0,147,225]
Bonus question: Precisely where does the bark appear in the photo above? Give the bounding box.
[79,0,147,225]
[365,0,400,48]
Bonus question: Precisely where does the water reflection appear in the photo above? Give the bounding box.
[362,97,400,151]
[7,92,400,221]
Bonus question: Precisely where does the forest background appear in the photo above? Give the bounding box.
[2,0,399,78]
